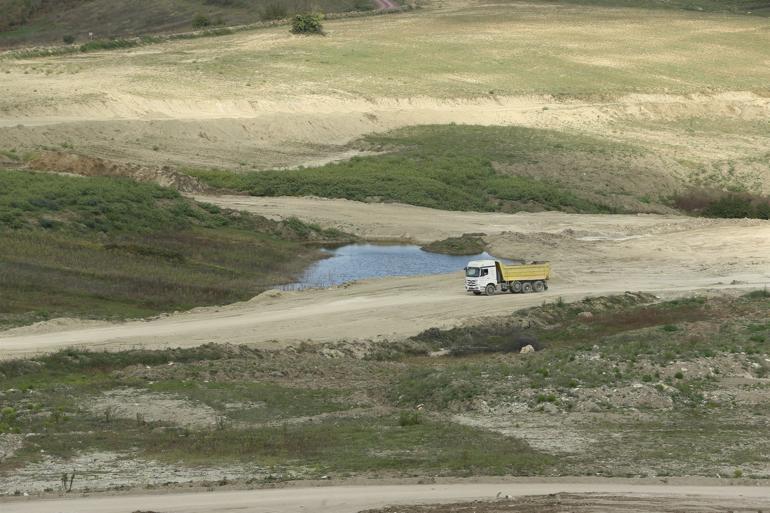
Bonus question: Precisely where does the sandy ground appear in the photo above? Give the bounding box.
[2,92,770,180]
[202,195,701,243]
[3,481,770,513]
[1,201,767,359]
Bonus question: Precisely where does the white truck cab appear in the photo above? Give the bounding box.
[464,259,499,296]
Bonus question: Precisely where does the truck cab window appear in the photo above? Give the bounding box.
[480,269,489,276]
[465,267,480,277]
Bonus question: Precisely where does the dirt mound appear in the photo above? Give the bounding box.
[27,151,209,193]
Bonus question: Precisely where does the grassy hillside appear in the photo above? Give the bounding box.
[188,124,687,213]
[0,169,351,329]
[0,0,379,48]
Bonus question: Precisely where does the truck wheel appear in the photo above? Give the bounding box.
[534,280,545,293]
[473,291,482,296]
[485,284,496,296]
[522,282,533,293]
[511,281,522,293]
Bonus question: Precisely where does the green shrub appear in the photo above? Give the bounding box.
[398,411,424,426]
[62,35,76,45]
[290,13,324,34]
[743,288,770,299]
[193,14,212,29]
[0,406,19,434]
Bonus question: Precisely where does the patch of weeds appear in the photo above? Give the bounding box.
[142,416,555,474]
[672,188,770,219]
[0,345,234,388]
[398,411,424,426]
[421,234,487,256]
[390,367,483,409]
[743,288,770,299]
[147,381,355,422]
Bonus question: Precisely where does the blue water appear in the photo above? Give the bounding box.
[281,244,496,290]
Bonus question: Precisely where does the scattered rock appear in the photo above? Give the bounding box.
[577,311,594,320]
[520,344,535,354]
[540,402,559,414]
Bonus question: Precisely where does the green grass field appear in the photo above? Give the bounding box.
[0,169,351,328]
[190,124,770,216]
[188,124,659,213]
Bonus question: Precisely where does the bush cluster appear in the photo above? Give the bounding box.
[290,13,324,34]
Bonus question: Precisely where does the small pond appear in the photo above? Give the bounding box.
[280,243,497,290]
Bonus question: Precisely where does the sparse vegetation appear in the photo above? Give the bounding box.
[673,188,770,219]
[188,125,632,214]
[1,292,768,489]
[262,2,288,20]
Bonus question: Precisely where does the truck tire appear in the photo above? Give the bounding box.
[485,284,496,296]
[533,280,545,293]
[511,281,522,293]
[522,282,533,293]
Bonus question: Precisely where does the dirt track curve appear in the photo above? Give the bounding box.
[1,199,768,359]
[3,481,770,513]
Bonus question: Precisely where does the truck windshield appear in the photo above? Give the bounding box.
[465,267,480,277]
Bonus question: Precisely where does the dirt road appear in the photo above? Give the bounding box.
[1,201,767,359]
[201,195,698,243]
[4,481,770,513]
[373,0,399,9]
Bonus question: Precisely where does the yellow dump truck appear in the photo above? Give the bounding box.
[464,259,550,296]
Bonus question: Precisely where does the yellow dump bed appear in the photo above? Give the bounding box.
[498,262,551,282]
